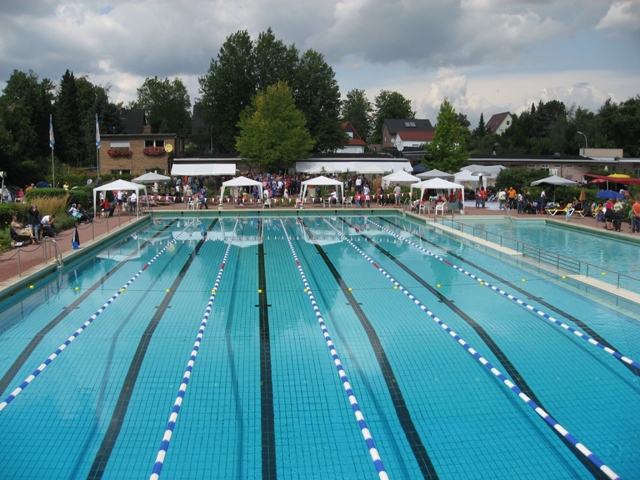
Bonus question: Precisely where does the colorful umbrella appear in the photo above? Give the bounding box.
[595,190,625,199]
[579,189,586,201]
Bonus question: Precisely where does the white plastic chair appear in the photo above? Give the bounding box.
[435,202,446,215]
[262,197,272,209]
[187,200,195,210]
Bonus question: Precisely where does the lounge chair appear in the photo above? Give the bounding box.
[10,226,33,246]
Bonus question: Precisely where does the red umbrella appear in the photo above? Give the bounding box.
[589,178,606,184]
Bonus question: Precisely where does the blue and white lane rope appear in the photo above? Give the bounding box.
[324,217,620,480]
[0,220,198,413]
[279,218,389,480]
[150,218,239,480]
[365,218,640,373]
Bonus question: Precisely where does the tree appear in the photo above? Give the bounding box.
[236,82,315,172]
[0,69,55,182]
[292,49,345,152]
[253,28,298,93]
[55,70,85,167]
[199,30,257,153]
[473,113,487,138]
[371,90,414,144]
[423,98,468,172]
[341,89,373,143]
[133,76,191,135]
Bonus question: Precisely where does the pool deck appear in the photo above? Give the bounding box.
[1,200,637,295]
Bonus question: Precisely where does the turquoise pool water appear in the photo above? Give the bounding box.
[0,213,638,479]
[450,218,640,294]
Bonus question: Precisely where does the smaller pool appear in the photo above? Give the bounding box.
[452,218,640,293]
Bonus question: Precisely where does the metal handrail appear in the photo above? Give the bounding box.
[43,237,63,267]
[432,217,638,290]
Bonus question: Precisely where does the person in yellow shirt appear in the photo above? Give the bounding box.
[507,186,517,210]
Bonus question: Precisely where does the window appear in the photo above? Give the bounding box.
[145,139,165,147]
[110,140,130,148]
[566,164,573,168]
[346,132,354,138]
[404,121,416,128]
[527,164,536,169]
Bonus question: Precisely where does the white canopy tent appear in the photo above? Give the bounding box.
[530,174,578,186]
[357,165,386,174]
[218,176,263,204]
[132,172,171,183]
[416,168,455,180]
[300,176,344,203]
[171,163,237,176]
[381,170,421,187]
[410,178,465,207]
[92,179,148,217]
[461,164,506,175]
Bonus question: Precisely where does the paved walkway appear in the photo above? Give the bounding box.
[0,199,635,292]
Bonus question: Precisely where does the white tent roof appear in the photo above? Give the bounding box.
[133,172,170,183]
[454,169,482,183]
[530,175,578,186]
[92,179,147,217]
[219,176,263,203]
[300,175,344,204]
[382,170,421,185]
[416,168,454,180]
[461,164,505,175]
[296,160,412,174]
[171,163,237,176]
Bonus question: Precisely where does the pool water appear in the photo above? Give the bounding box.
[452,218,640,294]
[0,213,638,480]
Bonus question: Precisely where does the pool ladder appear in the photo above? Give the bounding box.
[43,237,64,268]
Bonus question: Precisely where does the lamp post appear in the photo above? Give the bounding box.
[577,131,587,155]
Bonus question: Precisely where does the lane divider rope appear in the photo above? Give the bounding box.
[0,219,199,412]
[366,217,640,372]
[150,218,240,480]
[279,217,389,480]
[323,216,620,480]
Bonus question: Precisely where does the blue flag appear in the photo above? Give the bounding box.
[95,114,101,147]
[49,114,55,149]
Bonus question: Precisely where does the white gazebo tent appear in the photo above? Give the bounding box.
[381,170,421,187]
[92,179,148,217]
[416,168,455,180]
[132,172,171,183]
[410,178,465,210]
[219,176,263,204]
[300,176,344,204]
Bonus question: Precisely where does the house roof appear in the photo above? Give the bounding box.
[342,121,367,146]
[119,108,146,134]
[383,119,434,134]
[486,112,511,133]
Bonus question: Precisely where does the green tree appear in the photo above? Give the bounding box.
[55,70,85,167]
[133,76,192,135]
[473,113,487,138]
[253,28,298,93]
[341,89,373,143]
[423,98,468,172]
[599,96,640,157]
[199,30,256,153]
[293,49,345,152]
[0,69,55,182]
[371,90,414,144]
[236,82,315,172]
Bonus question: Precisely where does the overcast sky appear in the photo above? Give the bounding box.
[1,0,639,126]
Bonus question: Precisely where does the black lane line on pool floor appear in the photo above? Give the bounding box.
[303,221,439,480]
[0,221,178,397]
[380,217,640,378]
[258,224,277,480]
[351,219,610,480]
[87,233,209,480]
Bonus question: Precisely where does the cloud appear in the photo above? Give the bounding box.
[597,1,640,35]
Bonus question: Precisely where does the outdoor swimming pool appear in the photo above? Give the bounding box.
[0,212,638,479]
[448,217,640,295]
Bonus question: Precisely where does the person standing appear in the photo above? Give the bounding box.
[631,197,640,233]
[393,184,402,206]
[199,186,209,209]
[539,189,546,212]
[28,205,41,241]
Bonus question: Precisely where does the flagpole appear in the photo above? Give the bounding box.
[49,114,55,187]
[95,114,101,179]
